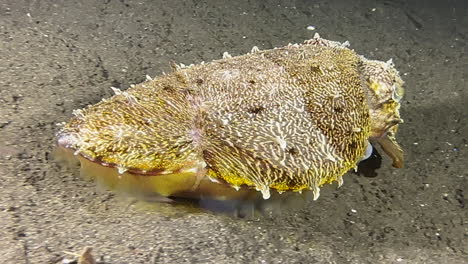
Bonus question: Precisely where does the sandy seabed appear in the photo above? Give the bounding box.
[0,0,466,263]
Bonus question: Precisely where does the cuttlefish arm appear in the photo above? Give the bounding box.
[377,132,404,168]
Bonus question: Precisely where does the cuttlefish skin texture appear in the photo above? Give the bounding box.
[57,35,404,201]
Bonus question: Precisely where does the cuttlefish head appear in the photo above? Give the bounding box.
[360,57,405,168]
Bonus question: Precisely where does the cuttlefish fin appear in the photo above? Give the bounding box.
[377,133,404,168]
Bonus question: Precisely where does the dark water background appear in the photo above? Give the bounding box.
[0,0,466,263]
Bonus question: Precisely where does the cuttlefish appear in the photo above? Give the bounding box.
[56,34,404,203]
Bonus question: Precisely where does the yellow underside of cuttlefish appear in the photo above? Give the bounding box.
[56,146,256,201]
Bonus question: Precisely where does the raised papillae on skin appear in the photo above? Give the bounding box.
[57,34,404,201]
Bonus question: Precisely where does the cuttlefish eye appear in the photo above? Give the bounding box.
[392,84,405,103]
